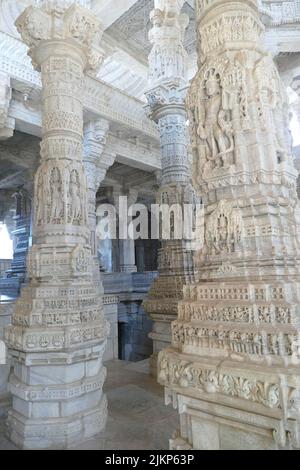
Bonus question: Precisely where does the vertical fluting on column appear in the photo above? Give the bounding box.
[143,0,199,377]
[158,0,300,450]
[4,3,109,449]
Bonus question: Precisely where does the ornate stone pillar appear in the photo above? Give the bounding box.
[0,71,15,140]
[7,189,32,293]
[290,79,300,197]
[83,120,117,364]
[83,119,116,259]
[4,3,109,449]
[143,0,198,377]
[119,240,137,273]
[158,0,300,450]
[116,187,138,274]
[136,241,145,272]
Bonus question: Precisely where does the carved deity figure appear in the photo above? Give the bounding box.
[149,0,189,81]
[197,69,234,172]
[216,213,229,252]
[205,201,242,255]
[153,0,185,26]
[69,169,81,222]
[35,174,43,225]
[49,167,63,223]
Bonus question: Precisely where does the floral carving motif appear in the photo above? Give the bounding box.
[158,352,282,409]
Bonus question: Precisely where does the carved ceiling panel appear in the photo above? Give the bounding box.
[106,0,196,63]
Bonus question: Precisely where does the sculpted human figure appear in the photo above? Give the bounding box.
[50,167,63,222]
[69,169,81,222]
[217,213,229,253]
[197,71,234,172]
[35,171,45,224]
[150,0,189,46]
[154,0,185,23]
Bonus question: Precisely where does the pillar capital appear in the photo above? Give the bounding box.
[195,0,261,19]
[84,119,110,168]
[16,3,106,74]
[145,82,188,122]
[147,0,189,92]
[195,0,264,61]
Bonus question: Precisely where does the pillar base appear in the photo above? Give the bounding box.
[6,342,108,449]
[119,266,137,273]
[168,392,292,450]
[6,394,107,450]
[160,349,300,450]
[147,311,177,378]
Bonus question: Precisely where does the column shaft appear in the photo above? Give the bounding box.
[5,3,109,449]
[158,0,300,450]
[144,0,198,377]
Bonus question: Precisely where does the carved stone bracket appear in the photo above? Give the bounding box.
[16,3,106,74]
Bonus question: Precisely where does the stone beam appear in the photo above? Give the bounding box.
[6,100,161,172]
[0,147,33,170]
[9,95,41,137]
[0,32,159,142]
[106,135,161,172]
[0,170,24,189]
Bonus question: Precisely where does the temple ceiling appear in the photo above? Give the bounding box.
[0,131,40,191]
[106,0,196,63]
[0,1,300,100]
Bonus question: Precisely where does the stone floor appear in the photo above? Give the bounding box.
[0,359,179,450]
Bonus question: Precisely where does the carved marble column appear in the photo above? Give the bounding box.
[4,3,109,449]
[119,240,137,273]
[290,78,300,196]
[158,0,300,450]
[83,120,117,363]
[0,71,15,140]
[83,119,116,260]
[6,189,32,293]
[115,187,138,274]
[143,0,198,377]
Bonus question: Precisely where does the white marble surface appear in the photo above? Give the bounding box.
[0,360,178,450]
